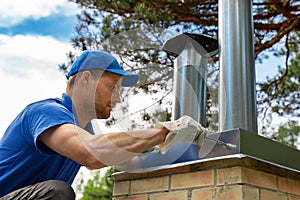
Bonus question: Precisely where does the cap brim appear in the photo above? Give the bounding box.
[106,69,139,87]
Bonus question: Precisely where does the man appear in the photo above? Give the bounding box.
[0,50,169,199]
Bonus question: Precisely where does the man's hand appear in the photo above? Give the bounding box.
[155,123,169,139]
[157,115,208,154]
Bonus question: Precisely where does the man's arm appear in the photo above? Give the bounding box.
[38,123,168,169]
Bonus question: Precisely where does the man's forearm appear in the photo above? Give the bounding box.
[79,127,168,167]
[106,128,167,153]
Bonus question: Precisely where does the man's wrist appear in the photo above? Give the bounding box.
[161,127,169,142]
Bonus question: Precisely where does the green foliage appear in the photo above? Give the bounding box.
[66,1,299,197]
[257,31,300,132]
[270,121,300,149]
[65,0,300,134]
[79,168,115,200]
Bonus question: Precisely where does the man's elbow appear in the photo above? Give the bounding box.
[83,155,107,170]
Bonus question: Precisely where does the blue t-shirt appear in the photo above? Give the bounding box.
[0,93,82,197]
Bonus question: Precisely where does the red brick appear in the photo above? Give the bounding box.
[113,180,130,196]
[287,179,300,196]
[289,195,300,200]
[113,194,148,200]
[150,191,188,200]
[278,177,288,193]
[217,166,242,185]
[260,189,288,200]
[171,170,214,189]
[216,185,242,200]
[216,185,258,200]
[243,168,276,190]
[192,188,216,200]
[131,176,169,194]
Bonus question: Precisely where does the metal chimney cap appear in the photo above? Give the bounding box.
[162,32,219,58]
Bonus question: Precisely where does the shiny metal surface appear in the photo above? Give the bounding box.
[172,40,207,126]
[218,0,258,133]
[200,128,300,172]
[117,129,300,173]
[162,33,218,126]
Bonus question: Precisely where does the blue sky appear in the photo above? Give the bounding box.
[0,0,89,190]
[0,13,76,41]
[0,0,80,135]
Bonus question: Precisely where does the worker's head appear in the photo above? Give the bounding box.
[66,50,139,122]
[66,50,139,87]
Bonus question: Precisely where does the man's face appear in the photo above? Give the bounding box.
[94,72,122,119]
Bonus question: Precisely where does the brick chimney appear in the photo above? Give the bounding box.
[113,129,300,199]
[113,156,300,200]
[112,1,300,199]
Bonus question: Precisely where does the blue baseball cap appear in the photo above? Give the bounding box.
[66,50,139,87]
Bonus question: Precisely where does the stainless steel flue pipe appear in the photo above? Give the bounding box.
[163,33,218,126]
[161,33,218,163]
[218,0,258,133]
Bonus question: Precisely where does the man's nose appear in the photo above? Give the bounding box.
[112,91,121,104]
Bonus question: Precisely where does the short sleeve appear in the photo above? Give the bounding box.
[23,99,76,154]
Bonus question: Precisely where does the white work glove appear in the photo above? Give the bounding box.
[157,115,208,154]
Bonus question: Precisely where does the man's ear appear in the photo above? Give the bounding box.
[81,71,92,83]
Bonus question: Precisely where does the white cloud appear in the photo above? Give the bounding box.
[0,0,78,27]
[0,34,75,77]
[58,1,80,16]
[0,34,76,136]
[0,68,66,134]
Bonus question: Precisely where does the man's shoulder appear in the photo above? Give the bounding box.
[26,97,64,111]
[20,97,73,121]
